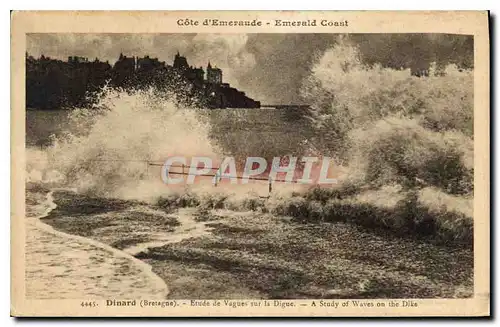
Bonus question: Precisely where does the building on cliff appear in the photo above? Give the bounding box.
[173,53,260,108]
[206,62,222,84]
[25,51,260,109]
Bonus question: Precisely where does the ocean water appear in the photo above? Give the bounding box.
[23,55,474,298]
[24,87,316,298]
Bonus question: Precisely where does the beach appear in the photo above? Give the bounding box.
[26,186,473,299]
[25,186,167,299]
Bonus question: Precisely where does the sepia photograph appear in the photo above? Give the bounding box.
[11,11,490,317]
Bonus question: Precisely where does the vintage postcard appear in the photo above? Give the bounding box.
[11,11,489,317]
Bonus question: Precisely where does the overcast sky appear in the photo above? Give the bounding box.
[27,33,473,104]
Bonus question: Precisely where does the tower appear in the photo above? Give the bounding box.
[173,51,189,70]
[206,62,222,84]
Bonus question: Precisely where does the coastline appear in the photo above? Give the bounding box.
[37,189,474,299]
[25,188,168,299]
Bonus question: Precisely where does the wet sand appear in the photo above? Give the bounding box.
[138,209,474,299]
[35,189,473,300]
[25,189,168,299]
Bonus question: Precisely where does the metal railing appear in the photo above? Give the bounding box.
[148,162,304,194]
[28,157,301,195]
